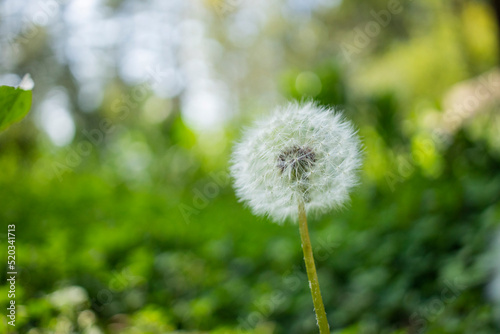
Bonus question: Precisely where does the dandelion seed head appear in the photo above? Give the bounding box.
[230,102,362,223]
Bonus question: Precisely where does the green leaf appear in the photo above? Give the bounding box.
[0,85,33,132]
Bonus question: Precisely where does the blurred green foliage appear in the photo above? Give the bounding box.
[0,85,32,132]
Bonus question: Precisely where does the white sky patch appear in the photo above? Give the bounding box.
[38,88,75,146]
[181,85,228,131]
[119,48,158,84]
[151,68,184,99]
[64,0,102,25]
[0,74,21,86]
[178,10,233,132]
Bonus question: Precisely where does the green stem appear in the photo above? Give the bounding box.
[298,199,330,334]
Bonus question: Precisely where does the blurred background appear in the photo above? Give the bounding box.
[1,0,500,333]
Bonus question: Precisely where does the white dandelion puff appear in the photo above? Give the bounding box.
[230,101,362,333]
[230,101,362,223]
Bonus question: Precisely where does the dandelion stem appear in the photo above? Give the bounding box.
[298,199,330,334]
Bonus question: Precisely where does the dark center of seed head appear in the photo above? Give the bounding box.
[277,145,316,181]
